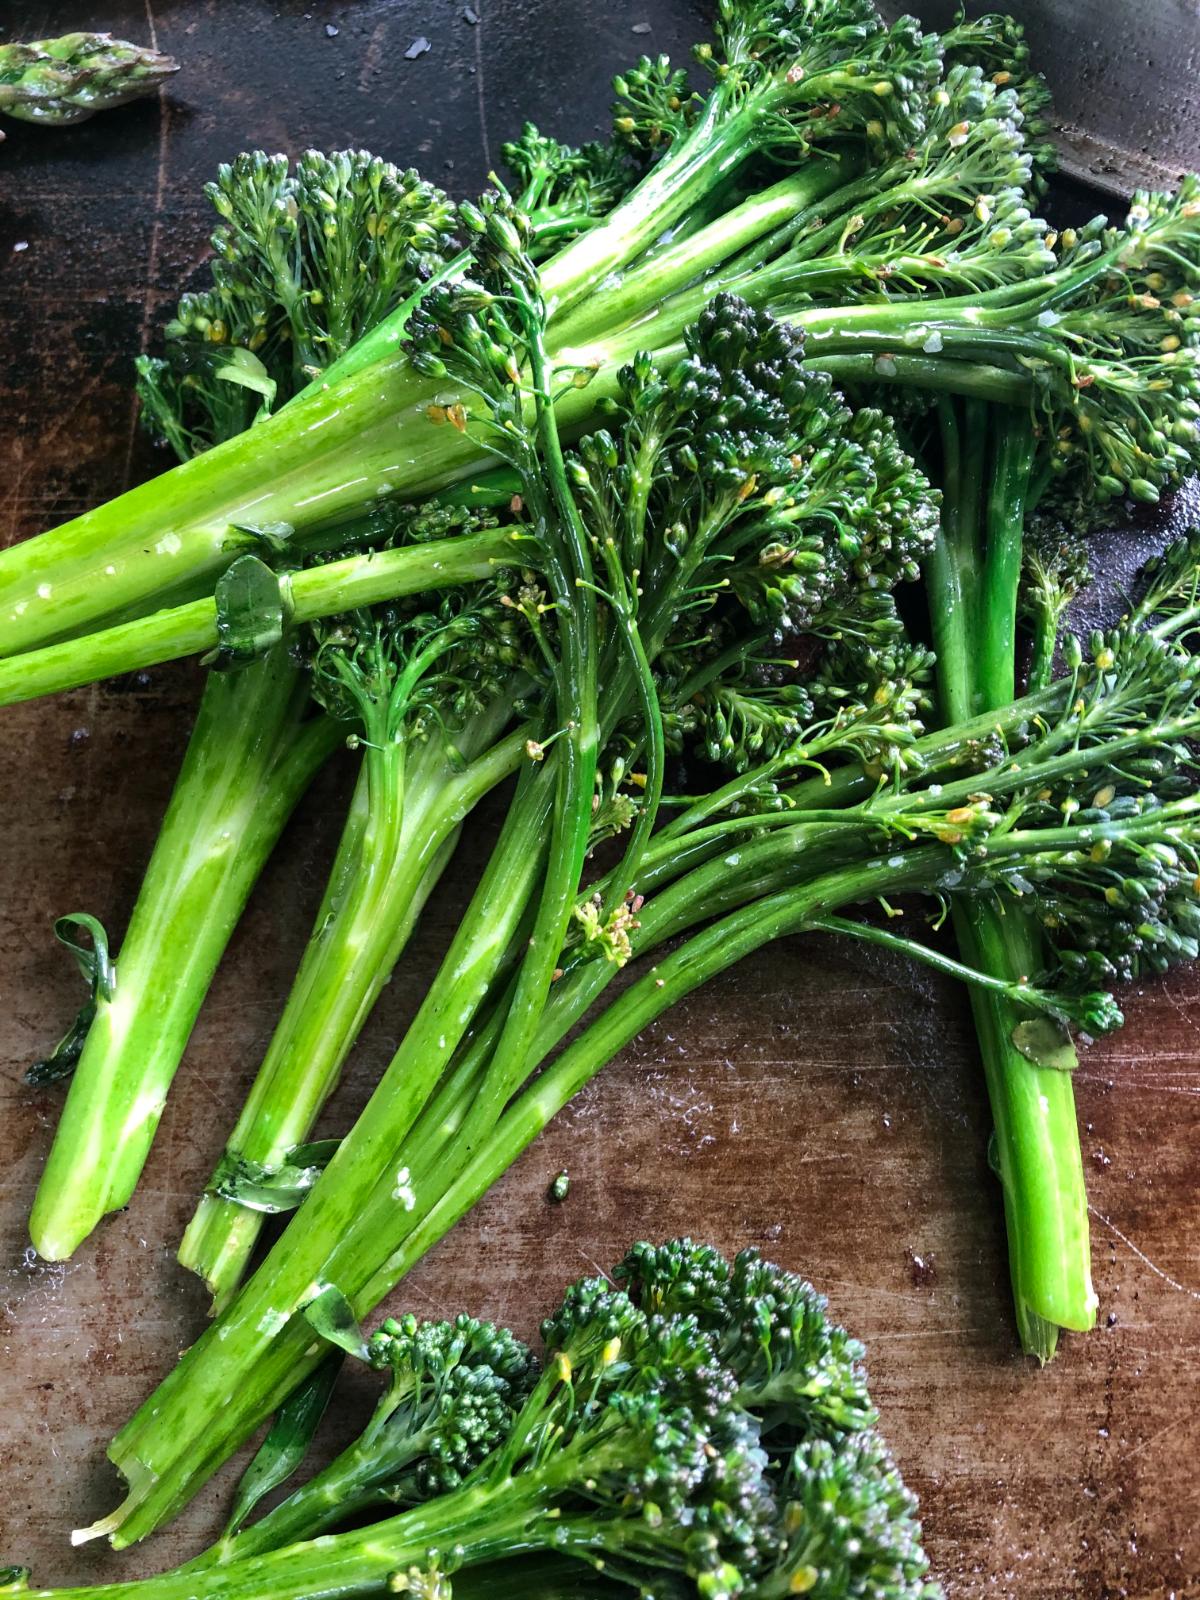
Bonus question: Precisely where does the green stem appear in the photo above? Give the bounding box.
[548,163,846,350]
[954,905,1096,1358]
[178,719,528,1308]
[978,413,1036,708]
[0,527,523,707]
[810,913,1087,1020]
[537,94,751,317]
[346,823,892,1311]
[54,1477,557,1600]
[28,649,339,1262]
[934,403,1093,1359]
[1026,598,1059,694]
[1,261,1047,663]
[808,352,1030,405]
[356,851,947,1308]
[187,1421,434,1568]
[925,398,974,725]
[100,768,555,1545]
[453,283,600,1155]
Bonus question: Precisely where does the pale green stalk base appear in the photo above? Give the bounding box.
[954,904,1097,1360]
[0,527,523,707]
[178,718,529,1309]
[29,647,339,1262]
[932,399,1096,1360]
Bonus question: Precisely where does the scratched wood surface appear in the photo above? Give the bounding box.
[1,4,1200,1596]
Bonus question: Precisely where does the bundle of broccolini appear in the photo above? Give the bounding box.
[2,0,1200,1562]
[2,1243,942,1600]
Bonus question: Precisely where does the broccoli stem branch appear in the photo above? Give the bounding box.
[28,648,340,1262]
[98,769,555,1545]
[978,413,1036,708]
[186,1416,436,1568]
[0,527,523,707]
[178,716,529,1308]
[930,402,1094,1358]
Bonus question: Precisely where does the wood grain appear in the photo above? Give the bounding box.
[2,5,1199,1595]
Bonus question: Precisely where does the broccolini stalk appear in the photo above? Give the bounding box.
[0,32,176,132]
[180,585,538,1307]
[906,157,1200,1355]
[28,646,340,1262]
[172,192,619,1310]
[930,395,1094,1359]
[0,525,522,709]
[23,163,501,1267]
[92,540,1200,1547]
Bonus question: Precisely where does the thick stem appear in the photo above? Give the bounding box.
[954,904,1097,1357]
[548,162,846,350]
[934,403,1094,1358]
[179,722,527,1308]
[0,353,431,653]
[925,399,975,725]
[100,768,555,1545]
[28,649,339,1262]
[538,95,750,317]
[977,414,1036,708]
[0,527,521,707]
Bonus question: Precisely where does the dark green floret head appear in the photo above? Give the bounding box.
[365,1312,536,1497]
[752,1431,943,1599]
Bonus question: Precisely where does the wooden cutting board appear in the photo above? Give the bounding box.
[1,4,1198,1594]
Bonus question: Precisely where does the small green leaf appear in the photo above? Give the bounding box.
[224,1353,343,1536]
[214,346,278,411]
[210,1140,340,1214]
[26,1007,95,1086]
[0,1568,30,1593]
[1012,1016,1078,1071]
[230,519,296,556]
[206,554,285,670]
[302,1284,368,1360]
[26,914,113,1087]
[53,912,114,999]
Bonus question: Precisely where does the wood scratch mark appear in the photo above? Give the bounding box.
[123,0,171,493]
[1089,1204,1200,1300]
[1,439,28,548]
[1087,1412,1196,1519]
[392,1277,450,1316]
[576,1248,615,1284]
[471,3,492,174]
[184,1066,245,1121]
